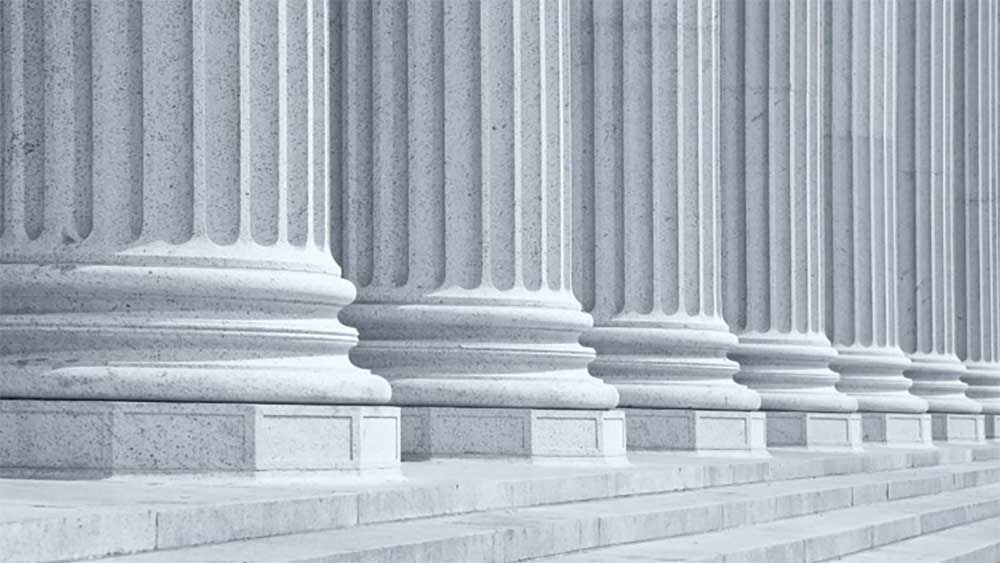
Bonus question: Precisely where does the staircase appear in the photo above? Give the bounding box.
[4,445,999,563]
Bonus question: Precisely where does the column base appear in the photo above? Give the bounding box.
[861,413,933,447]
[624,409,767,455]
[931,413,987,444]
[0,400,400,478]
[986,414,1000,439]
[401,407,627,464]
[766,411,862,450]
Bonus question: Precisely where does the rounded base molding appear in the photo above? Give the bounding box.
[581,317,760,411]
[1,263,389,405]
[343,295,618,410]
[385,370,619,410]
[611,382,761,411]
[905,353,981,414]
[830,344,928,413]
[733,331,856,413]
[0,357,391,405]
[962,362,1000,414]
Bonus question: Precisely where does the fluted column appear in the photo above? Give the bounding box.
[0,0,398,475]
[332,0,622,460]
[897,0,982,423]
[823,0,930,418]
[720,0,857,418]
[955,0,1000,438]
[571,0,763,453]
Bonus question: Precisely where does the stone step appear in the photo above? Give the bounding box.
[1,447,970,563]
[89,463,1000,562]
[543,484,1000,563]
[832,515,1000,562]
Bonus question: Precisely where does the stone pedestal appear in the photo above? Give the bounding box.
[985,415,1000,440]
[932,414,987,444]
[823,0,930,419]
[766,412,863,451]
[402,408,626,464]
[897,0,982,419]
[861,413,934,448]
[569,0,760,455]
[0,0,398,474]
[624,410,767,455]
[0,401,399,478]
[718,0,856,448]
[954,0,1000,421]
[331,0,618,460]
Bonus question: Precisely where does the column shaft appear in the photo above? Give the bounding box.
[720,0,856,414]
[955,0,1000,421]
[0,0,398,475]
[1,0,387,405]
[572,0,760,411]
[824,0,928,414]
[332,0,620,459]
[897,0,980,414]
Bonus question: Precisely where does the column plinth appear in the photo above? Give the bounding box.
[897,0,982,419]
[0,0,398,475]
[571,0,761,454]
[332,0,621,461]
[824,0,931,429]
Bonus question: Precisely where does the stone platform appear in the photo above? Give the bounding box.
[401,407,626,463]
[861,412,934,447]
[623,408,768,454]
[765,411,863,450]
[0,401,401,478]
[932,413,987,444]
[3,444,999,562]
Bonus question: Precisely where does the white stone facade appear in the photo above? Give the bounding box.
[2,0,1000,478]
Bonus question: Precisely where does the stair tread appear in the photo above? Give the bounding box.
[94,471,1000,562]
[543,484,1000,562]
[832,515,1000,562]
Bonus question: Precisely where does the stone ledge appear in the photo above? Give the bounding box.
[932,413,987,444]
[624,409,767,455]
[766,411,862,450]
[861,413,934,447]
[0,400,400,477]
[401,407,626,463]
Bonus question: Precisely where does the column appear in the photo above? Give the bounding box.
[824,0,933,447]
[720,0,861,450]
[0,0,399,476]
[572,0,764,454]
[897,0,985,444]
[332,0,623,461]
[955,0,1000,439]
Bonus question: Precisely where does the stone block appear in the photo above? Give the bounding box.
[931,413,987,444]
[861,413,933,447]
[766,411,863,450]
[623,409,767,455]
[0,400,400,477]
[401,407,626,463]
[985,414,1000,439]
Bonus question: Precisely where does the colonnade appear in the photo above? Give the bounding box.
[1,0,998,475]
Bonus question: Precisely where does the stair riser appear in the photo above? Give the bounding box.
[945,545,1000,563]
[681,498,1000,563]
[17,450,962,563]
[299,468,1000,563]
